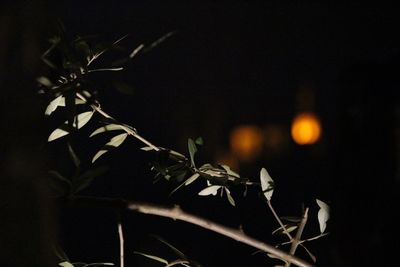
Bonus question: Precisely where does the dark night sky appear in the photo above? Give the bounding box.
[1,1,399,267]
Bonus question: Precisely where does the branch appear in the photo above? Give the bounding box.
[285,208,309,267]
[63,197,313,267]
[267,200,293,241]
[117,214,124,267]
[127,203,314,267]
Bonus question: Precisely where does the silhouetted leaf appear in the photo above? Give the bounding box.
[133,252,168,264]
[195,137,203,146]
[225,187,236,206]
[73,166,109,193]
[187,138,197,167]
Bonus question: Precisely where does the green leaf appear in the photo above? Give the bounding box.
[59,261,74,267]
[260,168,274,201]
[198,185,221,196]
[224,187,236,206]
[90,124,124,137]
[48,111,94,142]
[134,252,168,264]
[184,173,200,186]
[316,199,330,233]
[187,138,197,168]
[92,133,128,163]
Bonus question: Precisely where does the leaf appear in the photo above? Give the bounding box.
[48,111,94,142]
[195,137,203,146]
[92,133,128,163]
[316,199,330,233]
[225,187,236,206]
[133,251,168,264]
[300,244,316,263]
[59,262,74,267]
[272,224,298,235]
[140,146,154,151]
[68,143,81,167]
[73,166,109,193]
[260,168,274,201]
[37,76,53,88]
[198,185,221,196]
[184,173,200,186]
[45,96,86,115]
[220,164,240,178]
[83,263,114,267]
[90,124,124,137]
[151,235,187,259]
[187,138,197,167]
[48,170,71,196]
[45,95,64,115]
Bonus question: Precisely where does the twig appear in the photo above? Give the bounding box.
[285,208,309,267]
[76,92,160,151]
[128,202,314,267]
[62,196,313,267]
[267,200,293,241]
[117,214,124,267]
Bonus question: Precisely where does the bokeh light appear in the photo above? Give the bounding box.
[291,112,322,145]
[230,125,264,161]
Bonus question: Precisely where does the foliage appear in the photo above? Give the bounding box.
[39,27,329,267]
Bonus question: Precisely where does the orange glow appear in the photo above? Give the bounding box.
[230,125,263,161]
[291,113,321,145]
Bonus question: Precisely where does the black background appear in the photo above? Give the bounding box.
[1,1,399,266]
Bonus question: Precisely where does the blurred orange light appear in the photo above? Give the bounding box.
[230,125,263,161]
[291,113,321,145]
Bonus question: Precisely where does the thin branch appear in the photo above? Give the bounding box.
[165,259,191,267]
[299,233,329,244]
[117,215,124,267]
[285,208,309,267]
[127,202,314,267]
[76,92,160,151]
[267,200,293,241]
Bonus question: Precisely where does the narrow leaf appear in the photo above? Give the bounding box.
[48,112,94,142]
[198,185,221,196]
[133,252,168,264]
[300,244,317,263]
[220,164,240,178]
[316,199,330,233]
[59,262,74,267]
[90,124,124,137]
[92,133,128,163]
[225,187,236,206]
[45,95,64,116]
[187,138,197,167]
[260,168,274,201]
[184,173,200,186]
[140,146,154,151]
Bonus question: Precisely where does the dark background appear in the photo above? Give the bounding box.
[1,1,399,267]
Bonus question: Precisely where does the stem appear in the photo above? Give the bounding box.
[285,208,309,267]
[267,200,293,241]
[128,202,314,267]
[117,214,124,267]
[76,92,160,151]
[64,197,313,267]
